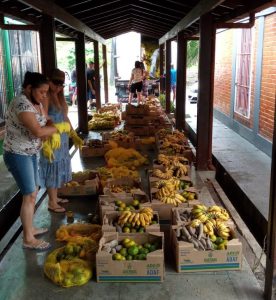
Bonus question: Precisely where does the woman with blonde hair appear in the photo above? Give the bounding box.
[39,68,82,213]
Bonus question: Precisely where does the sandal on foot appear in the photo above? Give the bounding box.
[48,206,66,213]
[57,198,69,204]
[22,240,51,251]
[33,227,48,237]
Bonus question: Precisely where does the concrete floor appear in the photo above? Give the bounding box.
[185,102,271,220]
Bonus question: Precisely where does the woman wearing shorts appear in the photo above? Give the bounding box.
[128,61,145,105]
[3,71,57,251]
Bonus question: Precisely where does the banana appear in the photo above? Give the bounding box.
[139,214,146,227]
[127,212,136,224]
[208,205,222,212]
[190,219,202,228]
[134,213,140,224]
[142,213,150,223]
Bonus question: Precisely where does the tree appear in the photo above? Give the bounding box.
[187,40,199,67]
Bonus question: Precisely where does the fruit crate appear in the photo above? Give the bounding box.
[126,104,150,115]
[171,225,242,272]
[96,232,165,282]
[99,194,151,222]
[101,210,160,233]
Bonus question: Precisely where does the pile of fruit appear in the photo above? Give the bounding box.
[175,205,234,250]
[105,147,148,168]
[101,238,161,261]
[44,242,93,287]
[152,178,191,206]
[84,139,109,148]
[88,112,120,130]
[113,199,142,211]
[96,166,140,181]
[105,130,134,142]
[108,207,158,233]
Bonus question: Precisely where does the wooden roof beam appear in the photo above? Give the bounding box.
[159,0,224,44]
[216,12,255,29]
[18,0,106,44]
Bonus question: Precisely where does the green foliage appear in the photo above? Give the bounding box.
[158,93,175,113]
[187,40,199,68]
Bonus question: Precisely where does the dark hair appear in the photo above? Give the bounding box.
[22,71,48,89]
[88,61,94,65]
[135,61,141,68]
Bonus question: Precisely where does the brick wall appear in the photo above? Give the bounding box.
[259,13,276,140]
[214,12,276,142]
[214,30,233,116]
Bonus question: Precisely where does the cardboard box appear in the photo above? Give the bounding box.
[125,125,155,136]
[101,211,160,233]
[96,232,164,282]
[102,132,136,148]
[150,199,191,221]
[80,143,112,157]
[125,115,151,125]
[171,225,242,272]
[126,104,150,115]
[58,178,99,196]
[102,177,142,196]
[99,194,151,222]
[134,137,156,151]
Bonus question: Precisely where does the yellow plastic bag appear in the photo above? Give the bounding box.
[44,246,92,288]
[56,223,102,244]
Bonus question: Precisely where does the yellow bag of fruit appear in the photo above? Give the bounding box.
[44,246,93,288]
[56,223,102,243]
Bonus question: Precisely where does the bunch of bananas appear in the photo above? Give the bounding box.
[191,204,230,223]
[69,130,83,149]
[153,178,180,199]
[152,168,173,179]
[203,219,231,240]
[54,122,71,134]
[117,208,154,227]
[42,132,62,162]
[172,162,188,177]
[156,154,171,166]
[159,192,186,206]
[88,119,115,130]
[65,181,80,187]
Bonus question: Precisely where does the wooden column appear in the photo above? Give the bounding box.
[102,44,109,103]
[196,13,215,170]
[39,14,56,77]
[165,40,171,113]
[76,32,88,134]
[175,31,187,130]
[94,40,101,109]
[159,43,165,93]
[264,104,276,299]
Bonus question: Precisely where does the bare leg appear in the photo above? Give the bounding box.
[137,92,142,105]
[21,190,48,246]
[47,187,65,212]
[128,93,133,104]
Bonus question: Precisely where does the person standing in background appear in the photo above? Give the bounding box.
[170,64,177,102]
[86,61,96,110]
[70,69,77,106]
[128,60,144,105]
[3,71,57,251]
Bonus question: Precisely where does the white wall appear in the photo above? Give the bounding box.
[116,32,141,80]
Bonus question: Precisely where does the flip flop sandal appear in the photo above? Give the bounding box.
[57,198,69,204]
[48,206,66,213]
[33,227,49,237]
[22,240,51,251]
